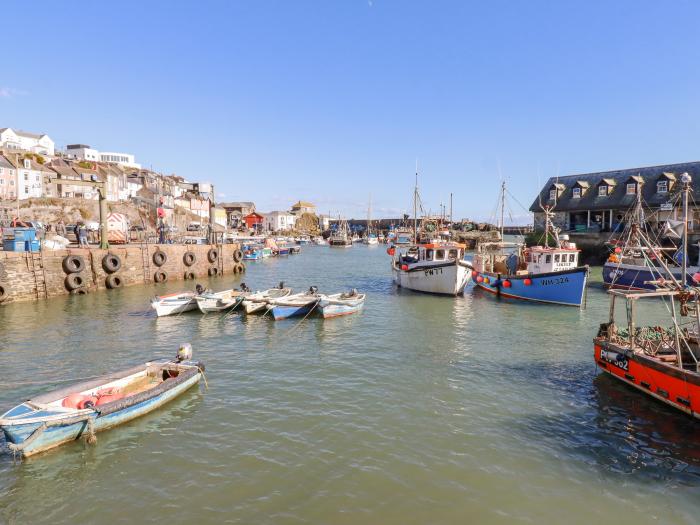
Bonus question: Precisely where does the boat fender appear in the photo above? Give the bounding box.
[476,275,483,283]
[153,250,167,267]
[78,397,97,410]
[207,248,219,263]
[523,278,532,286]
[183,252,196,266]
[184,271,195,280]
[471,270,478,278]
[105,274,123,289]
[208,267,219,277]
[483,277,490,284]
[503,280,512,288]
[102,253,122,273]
[387,247,395,256]
[70,288,88,295]
[154,271,168,283]
[235,263,246,274]
[0,282,9,303]
[65,273,85,291]
[232,264,241,274]
[693,273,700,284]
[62,255,86,274]
[62,393,86,408]
[401,264,409,271]
[233,249,243,262]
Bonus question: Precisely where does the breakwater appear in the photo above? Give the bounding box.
[0,243,244,304]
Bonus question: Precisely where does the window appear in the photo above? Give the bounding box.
[657,180,668,193]
[448,249,458,259]
[626,183,636,195]
[10,180,14,186]
[0,179,4,185]
[24,173,28,181]
[545,254,551,263]
[426,249,434,260]
[554,254,560,262]
[569,253,575,262]
[0,168,3,174]
[549,189,556,200]
[436,249,445,260]
[23,159,30,169]
[598,185,608,196]
[573,187,581,198]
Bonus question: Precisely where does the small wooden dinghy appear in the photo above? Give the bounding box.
[317,289,366,318]
[195,288,249,313]
[242,286,292,314]
[0,345,204,458]
[151,292,197,317]
[266,287,321,320]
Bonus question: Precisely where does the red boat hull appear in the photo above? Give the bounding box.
[594,342,700,418]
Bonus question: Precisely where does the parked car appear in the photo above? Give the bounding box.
[187,223,202,232]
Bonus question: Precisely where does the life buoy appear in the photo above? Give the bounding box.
[184,271,195,280]
[233,249,243,262]
[207,248,219,263]
[105,274,123,289]
[183,252,196,266]
[62,255,85,274]
[102,253,122,273]
[152,250,167,267]
[65,273,85,291]
[154,271,168,283]
[208,267,219,277]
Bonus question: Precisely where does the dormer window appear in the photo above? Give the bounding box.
[573,188,581,199]
[598,185,608,197]
[626,183,637,195]
[549,189,556,200]
[23,159,30,169]
[657,180,668,193]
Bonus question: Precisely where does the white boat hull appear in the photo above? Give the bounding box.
[151,295,197,317]
[392,261,471,295]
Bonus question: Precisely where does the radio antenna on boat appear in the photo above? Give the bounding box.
[414,160,419,244]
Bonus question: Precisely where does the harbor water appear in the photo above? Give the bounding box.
[0,245,698,524]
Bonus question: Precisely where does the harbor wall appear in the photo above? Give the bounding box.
[0,243,244,304]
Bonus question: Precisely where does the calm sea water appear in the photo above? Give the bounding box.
[0,244,698,524]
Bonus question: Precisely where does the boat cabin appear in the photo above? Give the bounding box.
[525,244,580,274]
[400,243,465,265]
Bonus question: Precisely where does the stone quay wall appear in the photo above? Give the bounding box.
[0,243,244,304]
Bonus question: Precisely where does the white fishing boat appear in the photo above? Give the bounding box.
[330,217,353,247]
[317,290,366,318]
[195,288,249,313]
[242,286,293,314]
[313,236,327,245]
[266,288,322,320]
[363,195,379,245]
[151,292,197,317]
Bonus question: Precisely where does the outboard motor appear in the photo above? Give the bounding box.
[309,286,318,295]
[240,283,250,292]
[177,343,193,362]
[195,284,205,295]
[279,281,285,289]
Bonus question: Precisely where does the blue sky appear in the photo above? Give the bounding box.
[2,1,700,223]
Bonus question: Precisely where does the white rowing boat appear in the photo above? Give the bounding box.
[195,289,249,313]
[242,287,292,314]
[151,292,197,317]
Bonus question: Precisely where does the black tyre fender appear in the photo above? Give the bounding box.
[153,250,167,267]
[0,282,9,302]
[183,252,196,266]
[62,255,86,274]
[207,248,219,263]
[65,273,85,291]
[102,253,122,274]
[154,271,168,283]
[208,267,219,277]
[236,262,246,273]
[233,249,243,263]
[105,274,123,289]
[184,271,195,280]
[70,287,88,295]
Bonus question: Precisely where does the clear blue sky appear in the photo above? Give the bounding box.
[2,1,699,223]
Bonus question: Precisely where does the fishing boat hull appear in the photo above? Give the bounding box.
[269,304,315,320]
[242,288,292,314]
[471,266,588,307]
[151,294,197,317]
[195,294,242,313]
[594,341,700,419]
[317,296,365,318]
[603,261,700,290]
[0,360,203,457]
[392,261,471,295]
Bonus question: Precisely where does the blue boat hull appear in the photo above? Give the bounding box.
[2,367,202,457]
[602,262,698,290]
[270,304,314,320]
[472,267,588,306]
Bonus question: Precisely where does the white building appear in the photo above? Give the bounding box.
[65,144,141,169]
[0,155,17,200]
[100,151,141,169]
[263,211,297,232]
[0,128,55,156]
[66,144,100,161]
[16,157,45,199]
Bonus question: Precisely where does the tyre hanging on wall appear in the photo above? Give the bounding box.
[153,250,167,267]
[62,255,86,274]
[105,274,123,289]
[208,267,219,277]
[207,248,219,263]
[232,249,243,263]
[154,271,168,283]
[184,271,195,280]
[70,288,88,295]
[65,273,85,291]
[236,262,246,274]
[0,282,9,303]
[183,252,196,266]
[102,253,122,274]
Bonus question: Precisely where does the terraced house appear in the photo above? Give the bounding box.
[530,161,700,233]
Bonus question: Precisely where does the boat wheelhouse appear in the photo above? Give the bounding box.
[390,241,471,295]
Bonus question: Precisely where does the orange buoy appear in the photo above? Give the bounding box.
[62,393,85,409]
[524,278,532,286]
[476,275,483,283]
[483,277,490,284]
[503,280,512,288]
[471,270,478,278]
[401,264,409,271]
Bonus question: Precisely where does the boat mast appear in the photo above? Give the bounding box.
[499,180,505,240]
[414,163,418,244]
[682,172,692,287]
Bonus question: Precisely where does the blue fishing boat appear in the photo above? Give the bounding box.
[317,290,366,318]
[0,345,204,458]
[243,247,263,260]
[266,288,321,320]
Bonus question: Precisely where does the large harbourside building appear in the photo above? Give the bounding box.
[529,161,700,234]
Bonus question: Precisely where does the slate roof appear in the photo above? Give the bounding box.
[529,161,700,213]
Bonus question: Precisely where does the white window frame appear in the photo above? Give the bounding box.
[573,187,581,199]
[626,183,636,195]
[657,180,668,193]
[549,189,557,200]
[598,185,608,197]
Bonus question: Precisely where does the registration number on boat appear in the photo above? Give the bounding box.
[424,268,443,276]
[600,348,629,371]
[540,276,570,286]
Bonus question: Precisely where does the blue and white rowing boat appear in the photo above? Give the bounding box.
[0,346,204,458]
[266,288,321,320]
[317,290,366,318]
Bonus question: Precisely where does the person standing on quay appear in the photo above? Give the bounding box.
[57,220,66,238]
[78,222,89,248]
